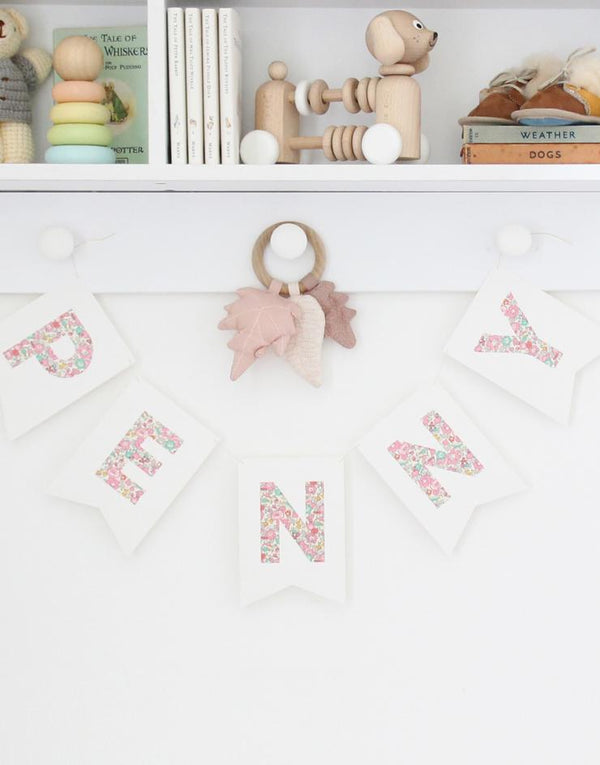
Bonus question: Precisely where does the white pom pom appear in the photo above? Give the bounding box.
[38,226,75,261]
[495,224,533,257]
[240,130,280,165]
[361,123,402,165]
[270,223,308,260]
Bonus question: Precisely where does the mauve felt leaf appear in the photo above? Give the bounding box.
[285,295,325,387]
[306,281,357,349]
[218,287,300,380]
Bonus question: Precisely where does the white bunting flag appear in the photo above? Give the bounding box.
[0,284,134,438]
[48,378,218,553]
[238,457,346,604]
[358,383,526,553]
[444,269,600,423]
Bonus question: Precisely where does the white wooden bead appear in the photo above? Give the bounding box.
[495,224,533,257]
[294,80,312,116]
[240,130,280,165]
[361,123,402,165]
[270,223,308,260]
[38,226,75,261]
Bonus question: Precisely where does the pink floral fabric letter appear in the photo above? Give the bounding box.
[474,292,562,367]
[3,310,93,378]
[96,411,184,505]
[388,411,484,508]
[260,481,325,564]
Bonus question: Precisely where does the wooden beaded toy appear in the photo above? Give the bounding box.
[240,10,437,165]
[46,36,115,164]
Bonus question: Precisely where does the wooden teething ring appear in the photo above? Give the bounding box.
[252,221,326,296]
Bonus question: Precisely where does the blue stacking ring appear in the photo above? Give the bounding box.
[45,145,116,164]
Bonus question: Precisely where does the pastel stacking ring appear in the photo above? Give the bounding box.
[45,145,116,164]
[52,80,105,104]
[50,102,110,125]
[47,123,112,147]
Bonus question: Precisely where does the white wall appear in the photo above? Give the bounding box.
[1,289,599,765]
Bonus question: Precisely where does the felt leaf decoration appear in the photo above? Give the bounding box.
[306,281,357,349]
[285,295,326,387]
[219,288,300,380]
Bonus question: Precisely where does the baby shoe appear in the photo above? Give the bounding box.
[513,48,600,125]
[459,55,562,126]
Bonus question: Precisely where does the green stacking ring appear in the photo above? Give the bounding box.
[50,102,111,125]
[47,123,112,147]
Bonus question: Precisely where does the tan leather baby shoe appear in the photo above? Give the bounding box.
[459,69,535,126]
[459,55,563,126]
[513,48,600,125]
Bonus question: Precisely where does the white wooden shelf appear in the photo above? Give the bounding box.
[3,163,600,192]
[7,1,600,195]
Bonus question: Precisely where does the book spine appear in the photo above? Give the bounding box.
[218,8,241,164]
[202,8,220,165]
[185,8,204,164]
[167,8,187,164]
[462,125,600,144]
[462,143,600,164]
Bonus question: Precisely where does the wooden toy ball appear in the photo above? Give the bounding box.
[53,36,104,82]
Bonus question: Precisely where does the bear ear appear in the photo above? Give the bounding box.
[366,14,406,66]
[7,8,29,38]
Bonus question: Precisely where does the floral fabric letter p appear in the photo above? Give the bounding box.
[3,310,93,378]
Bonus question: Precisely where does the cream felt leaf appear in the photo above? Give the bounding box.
[306,281,357,349]
[285,295,325,387]
[219,288,300,380]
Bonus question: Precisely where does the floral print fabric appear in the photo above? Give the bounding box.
[3,309,93,378]
[388,411,484,508]
[260,481,325,563]
[474,292,563,368]
[96,411,184,505]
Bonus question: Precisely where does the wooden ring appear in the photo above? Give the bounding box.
[356,78,372,113]
[367,77,379,111]
[332,127,345,161]
[308,79,330,115]
[352,125,367,160]
[323,125,336,161]
[342,78,360,114]
[342,125,355,160]
[252,221,326,296]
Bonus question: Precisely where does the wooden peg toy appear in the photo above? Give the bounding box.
[241,10,437,165]
[46,36,115,164]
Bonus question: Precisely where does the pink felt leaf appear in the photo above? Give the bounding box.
[306,280,357,349]
[218,287,300,380]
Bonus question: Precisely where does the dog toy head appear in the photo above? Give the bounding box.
[366,10,437,71]
[0,7,28,59]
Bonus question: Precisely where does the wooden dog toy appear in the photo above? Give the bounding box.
[240,10,437,165]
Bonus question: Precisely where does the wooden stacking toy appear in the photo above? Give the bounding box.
[46,36,115,164]
[240,9,437,165]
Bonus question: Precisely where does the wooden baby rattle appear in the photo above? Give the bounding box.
[240,10,437,165]
[219,221,357,386]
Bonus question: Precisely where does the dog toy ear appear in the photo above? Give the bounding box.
[7,8,29,38]
[366,14,406,66]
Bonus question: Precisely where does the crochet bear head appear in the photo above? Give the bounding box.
[0,7,28,60]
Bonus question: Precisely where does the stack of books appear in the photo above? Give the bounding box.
[461,125,600,164]
[167,7,241,166]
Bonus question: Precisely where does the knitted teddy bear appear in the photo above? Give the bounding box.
[0,7,52,163]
